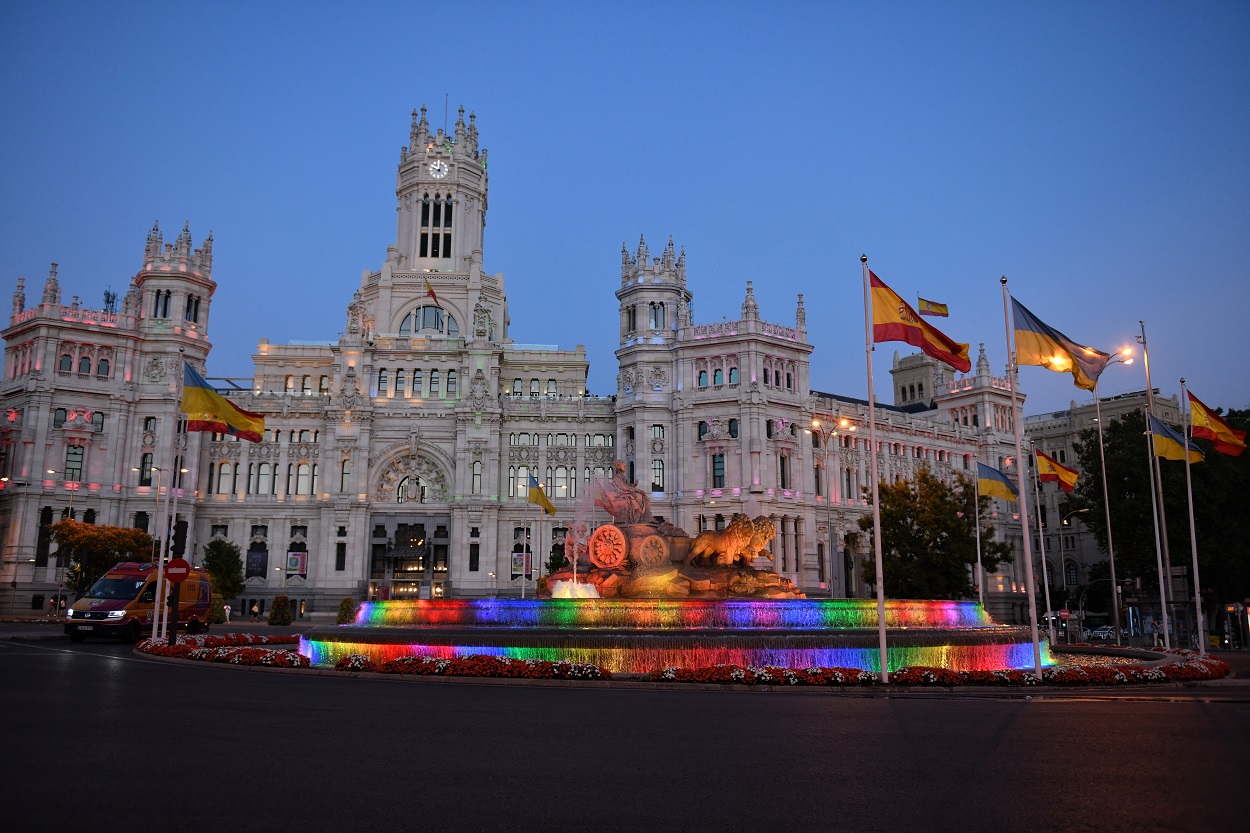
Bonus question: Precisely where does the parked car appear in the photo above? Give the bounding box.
[1090,625,1123,640]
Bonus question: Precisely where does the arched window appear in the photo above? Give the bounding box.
[1064,561,1078,587]
[728,419,738,438]
[728,367,739,384]
[447,370,457,395]
[296,464,311,495]
[698,421,709,439]
[713,369,723,385]
[217,463,233,495]
[96,359,110,378]
[257,463,272,495]
[786,372,793,390]
[918,383,924,400]
[394,369,406,396]
[698,370,709,387]
[59,354,72,372]
[377,369,389,395]
[398,305,458,337]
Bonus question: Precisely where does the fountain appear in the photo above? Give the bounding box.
[300,463,1051,675]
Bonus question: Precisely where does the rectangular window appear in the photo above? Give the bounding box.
[413,370,423,396]
[712,454,725,488]
[211,524,228,537]
[251,525,268,538]
[335,542,347,571]
[430,370,440,394]
[64,445,84,482]
[651,460,664,492]
[139,452,154,486]
[395,369,406,396]
[651,424,664,440]
[469,542,480,572]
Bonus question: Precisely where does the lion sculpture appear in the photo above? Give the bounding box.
[686,514,777,568]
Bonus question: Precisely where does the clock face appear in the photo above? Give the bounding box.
[428,159,449,179]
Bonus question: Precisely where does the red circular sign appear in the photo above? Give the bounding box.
[1058,608,1071,620]
[164,558,191,584]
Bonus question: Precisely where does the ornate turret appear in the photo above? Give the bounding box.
[41,263,60,306]
[742,281,759,321]
[11,276,24,317]
[142,221,213,276]
[796,294,806,333]
[122,277,140,317]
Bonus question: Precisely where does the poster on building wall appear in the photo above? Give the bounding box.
[510,551,530,580]
[286,552,307,578]
[245,549,268,578]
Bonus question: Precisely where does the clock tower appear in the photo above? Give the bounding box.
[394,105,487,272]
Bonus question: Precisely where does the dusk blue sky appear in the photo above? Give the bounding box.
[3,1,1247,417]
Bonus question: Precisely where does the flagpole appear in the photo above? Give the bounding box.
[974,488,984,608]
[1143,407,1172,650]
[1093,383,1124,647]
[1000,278,1043,676]
[1138,322,1175,610]
[1180,378,1206,654]
[1030,441,1057,645]
[861,255,889,683]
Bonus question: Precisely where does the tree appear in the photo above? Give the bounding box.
[1070,407,1250,605]
[858,467,1012,599]
[49,520,152,594]
[268,594,293,626]
[202,539,245,600]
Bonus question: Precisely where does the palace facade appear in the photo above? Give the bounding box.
[2,107,1046,620]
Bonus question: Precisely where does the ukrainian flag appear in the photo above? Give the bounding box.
[977,462,1019,502]
[1011,297,1110,391]
[1148,414,1204,463]
[527,474,557,516]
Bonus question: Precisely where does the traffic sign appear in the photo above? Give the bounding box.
[164,558,191,584]
[1058,608,1070,620]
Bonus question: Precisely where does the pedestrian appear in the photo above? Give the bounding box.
[48,597,56,619]
[223,603,231,624]
[251,603,259,622]
[59,598,66,618]
[1152,618,1162,647]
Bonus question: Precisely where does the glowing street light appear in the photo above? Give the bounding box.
[1092,347,1132,646]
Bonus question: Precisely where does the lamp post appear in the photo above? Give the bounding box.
[1060,508,1090,640]
[133,466,162,565]
[47,468,76,519]
[46,468,75,616]
[1093,348,1132,646]
[808,417,857,597]
[1137,322,1173,649]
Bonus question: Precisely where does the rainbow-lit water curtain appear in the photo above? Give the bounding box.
[301,598,1051,675]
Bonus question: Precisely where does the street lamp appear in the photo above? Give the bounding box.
[133,466,162,564]
[47,468,77,519]
[1093,348,1132,646]
[808,417,855,597]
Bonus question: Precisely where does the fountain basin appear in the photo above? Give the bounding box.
[300,598,1051,675]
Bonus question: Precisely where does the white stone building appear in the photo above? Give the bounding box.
[2,107,1043,621]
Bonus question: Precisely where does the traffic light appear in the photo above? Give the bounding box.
[172,520,187,555]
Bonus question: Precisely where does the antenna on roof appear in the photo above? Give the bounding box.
[444,93,449,135]
[103,286,117,314]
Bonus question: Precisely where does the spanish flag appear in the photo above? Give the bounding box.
[1187,390,1246,456]
[870,272,971,372]
[1036,450,1079,493]
[527,474,556,516]
[181,362,266,443]
[918,297,949,317]
[1148,414,1204,463]
[977,462,1019,502]
[1010,297,1109,391]
[424,278,440,307]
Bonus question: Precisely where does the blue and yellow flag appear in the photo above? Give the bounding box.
[527,474,556,515]
[1148,414,1204,463]
[181,362,265,443]
[1011,297,1110,391]
[977,462,1019,502]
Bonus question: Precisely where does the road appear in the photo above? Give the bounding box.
[2,635,1247,833]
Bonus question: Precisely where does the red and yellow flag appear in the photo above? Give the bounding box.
[870,272,970,372]
[918,297,949,317]
[1187,390,1246,456]
[1036,450,1079,492]
[424,278,440,306]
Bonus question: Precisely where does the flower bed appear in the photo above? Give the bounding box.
[137,633,308,668]
[139,639,1229,688]
[332,653,610,681]
[643,649,1229,688]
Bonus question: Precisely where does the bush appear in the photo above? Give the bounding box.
[209,594,226,625]
[336,596,359,625]
[268,594,293,626]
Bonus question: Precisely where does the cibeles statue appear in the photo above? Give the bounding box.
[592,460,652,525]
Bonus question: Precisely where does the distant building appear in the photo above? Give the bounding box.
[3,107,1047,621]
